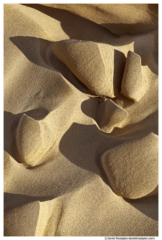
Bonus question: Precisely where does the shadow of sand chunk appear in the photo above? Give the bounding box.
[97,99,128,133]
[4,201,40,236]
[16,114,55,167]
[52,40,126,98]
[101,132,158,199]
[121,51,147,102]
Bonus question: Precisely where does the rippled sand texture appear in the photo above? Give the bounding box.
[4,4,158,236]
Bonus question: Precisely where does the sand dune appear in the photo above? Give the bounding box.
[4,3,158,236]
[43,4,158,36]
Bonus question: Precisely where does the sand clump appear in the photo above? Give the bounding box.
[16,114,55,167]
[101,132,158,199]
[121,51,147,102]
[52,40,125,98]
[97,98,128,133]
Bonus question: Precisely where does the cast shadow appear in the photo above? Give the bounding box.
[112,50,126,97]
[22,4,158,39]
[10,36,92,95]
[4,192,55,236]
[10,36,53,70]
[22,4,118,42]
[4,192,55,213]
[102,22,157,37]
[124,196,158,221]
[59,122,111,186]
[59,121,158,220]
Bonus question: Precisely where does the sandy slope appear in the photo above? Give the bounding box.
[4,4,158,236]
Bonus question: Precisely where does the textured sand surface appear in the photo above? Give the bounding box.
[121,51,147,102]
[52,40,126,98]
[101,132,158,199]
[4,4,158,236]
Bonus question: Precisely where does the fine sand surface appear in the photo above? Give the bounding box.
[4,4,158,236]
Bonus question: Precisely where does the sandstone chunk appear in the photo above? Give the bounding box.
[121,51,147,102]
[97,99,128,133]
[101,132,158,199]
[16,114,55,167]
[52,40,125,98]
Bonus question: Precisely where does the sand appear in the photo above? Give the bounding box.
[52,40,126,98]
[4,4,158,236]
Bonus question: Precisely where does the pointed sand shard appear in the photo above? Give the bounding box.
[16,114,55,167]
[97,99,128,133]
[52,40,125,98]
[101,132,158,199]
[121,51,147,102]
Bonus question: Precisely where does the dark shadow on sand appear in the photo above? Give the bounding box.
[124,196,158,221]
[4,192,55,213]
[22,4,118,41]
[10,36,92,95]
[4,193,43,236]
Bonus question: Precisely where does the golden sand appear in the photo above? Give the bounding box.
[4,4,158,236]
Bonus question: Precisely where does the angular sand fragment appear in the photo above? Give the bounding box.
[101,132,158,199]
[52,40,125,98]
[97,99,128,133]
[121,51,147,102]
[16,114,55,167]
